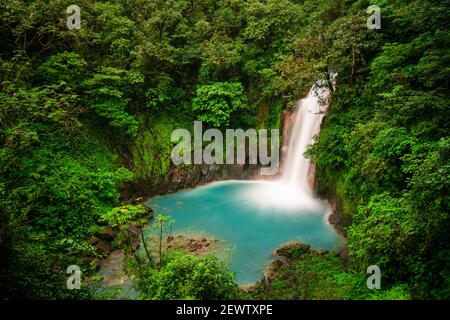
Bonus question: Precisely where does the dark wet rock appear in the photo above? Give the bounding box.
[83,256,101,270]
[119,160,259,201]
[325,197,346,237]
[243,286,256,293]
[127,224,141,236]
[205,165,221,181]
[262,276,271,287]
[315,249,329,256]
[142,203,153,218]
[265,270,278,280]
[131,239,140,250]
[88,235,100,246]
[201,164,209,176]
[96,240,112,255]
[224,165,245,179]
[272,256,289,270]
[272,259,283,270]
[339,246,349,265]
[97,226,114,242]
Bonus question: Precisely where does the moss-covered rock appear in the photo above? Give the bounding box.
[275,242,310,259]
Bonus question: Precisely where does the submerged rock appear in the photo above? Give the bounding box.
[163,234,217,256]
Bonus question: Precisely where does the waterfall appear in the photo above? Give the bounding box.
[247,78,334,211]
[280,81,331,195]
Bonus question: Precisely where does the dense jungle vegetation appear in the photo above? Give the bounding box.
[0,0,448,299]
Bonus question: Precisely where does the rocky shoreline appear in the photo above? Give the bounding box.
[120,163,261,202]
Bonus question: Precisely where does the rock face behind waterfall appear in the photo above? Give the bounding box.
[280,108,298,176]
[120,163,260,200]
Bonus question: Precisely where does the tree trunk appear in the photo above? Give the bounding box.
[158,221,163,270]
[141,231,152,265]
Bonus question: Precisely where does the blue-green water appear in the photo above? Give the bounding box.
[146,180,342,284]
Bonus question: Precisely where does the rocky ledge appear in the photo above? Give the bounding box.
[244,241,331,292]
[94,234,218,288]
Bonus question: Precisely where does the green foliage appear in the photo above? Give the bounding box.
[36,52,87,87]
[136,251,238,300]
[82,67,143,135]
[347,194,413,280]
[101,204,152,265]
[192,82,247,127]
[101,204,148,229]
[309,0,450,299]
[86,1,138,66]
[3,241,94,299]
[130,118,178,180]
[152,213,175,268]
[367,284,411,300]
[249,248,406,300]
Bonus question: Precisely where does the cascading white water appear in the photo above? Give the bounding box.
[247,79,333,211]
[280,82,330,195]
